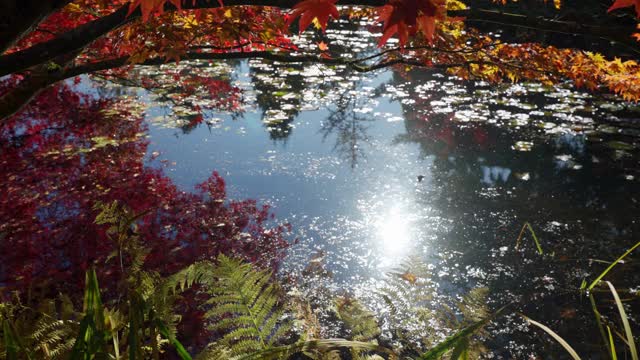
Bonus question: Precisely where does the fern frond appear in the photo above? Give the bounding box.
[458,288,490,325]
[335,297,380,343]
[204,255,292,357]
[163,261,214,295]
[376,259,439,355]
[195,344,234,360]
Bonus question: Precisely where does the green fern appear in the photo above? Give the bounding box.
[375,257,495,359]
[334,296,382,360]
[1,295,81,360]
[31,302,77,358]
[93,200,151,274]
[201,254,292,358]
[438,288,492,360]
[335,297,381,343]
[376,258,440,355]
[142,261,214,341]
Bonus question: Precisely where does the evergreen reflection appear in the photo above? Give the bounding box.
[320,91,375,168]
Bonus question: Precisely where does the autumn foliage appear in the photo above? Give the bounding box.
[0,0,638,121]
[0,79,290,347]
[1,0,640,287]
[1,0,640,354]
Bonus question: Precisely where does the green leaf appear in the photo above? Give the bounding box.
[128,293,145,360]
[2,320,20,360]
[589,293,612,358]
[156,319,192,360]
[521,315,581,360]
[449,337,469,360]
[588,241,640,291]
[515,222,543,254]
[70,268,108,360]
[605,282,638,360]
[607,326,618,360]
[419,305,508,360]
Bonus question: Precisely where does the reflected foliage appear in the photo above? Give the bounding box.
[0,80,290,350]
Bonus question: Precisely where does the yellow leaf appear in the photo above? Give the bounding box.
[400,271,418,284]
[312,17,322,30]
[65,3,83,12]
[224,9,232,18]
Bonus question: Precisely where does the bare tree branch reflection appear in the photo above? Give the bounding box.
[320,91,375,168]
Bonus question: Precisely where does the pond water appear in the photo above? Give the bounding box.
[139,59,640,359]
[136,24,640,355]
[4,19,640,358]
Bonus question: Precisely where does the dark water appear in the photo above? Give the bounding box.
[4,21,640,357]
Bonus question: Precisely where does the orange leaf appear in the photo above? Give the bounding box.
[287,0,339,32]
[400,271,418,284]
[317,41,329,51]
[608,0,640,17]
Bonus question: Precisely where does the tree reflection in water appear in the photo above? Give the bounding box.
[0,80,290,347]
[320,92,375,168]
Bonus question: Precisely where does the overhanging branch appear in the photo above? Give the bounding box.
[0,0,385,78]
[1,1,638,78]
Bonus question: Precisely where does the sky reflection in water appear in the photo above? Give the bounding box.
[137,23,640,356]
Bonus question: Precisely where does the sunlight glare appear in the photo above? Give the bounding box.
[376,206,413,267]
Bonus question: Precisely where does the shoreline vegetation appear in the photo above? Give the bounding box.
[1,204,638,359]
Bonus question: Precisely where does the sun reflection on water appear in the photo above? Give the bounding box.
[375,205,414,268]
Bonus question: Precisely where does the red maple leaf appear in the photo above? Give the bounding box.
[129,0,181,21]
[130,0,224,22]
[608,0,640,17]
[287,0,339,32]
[377,0,445,47]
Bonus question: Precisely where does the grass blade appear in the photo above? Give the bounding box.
[156,319,192,360]
[588,241,640,291]
[71,268,107,359]
[2,320,20,360]
[590,293,612,357]
[605,281,638,360]
[420,305,509,360]
[526,223,543,254]
[449,337,469,360]
[515,222,543,254]
[515,223,527,250]
[521,314,581,360]
[607,326,618,360]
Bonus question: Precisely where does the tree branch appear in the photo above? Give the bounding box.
[2,1,637,78]
[451,9,639,54]
[0,0,72,54]
[0,0,387,78]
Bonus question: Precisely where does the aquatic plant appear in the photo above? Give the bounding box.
[524,281,638,360]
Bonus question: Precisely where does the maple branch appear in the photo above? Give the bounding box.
[60,51,506,77]
[0,0,72,54]
[2,0,637,79]
[0,50,82,121]
[0,0,386,77]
